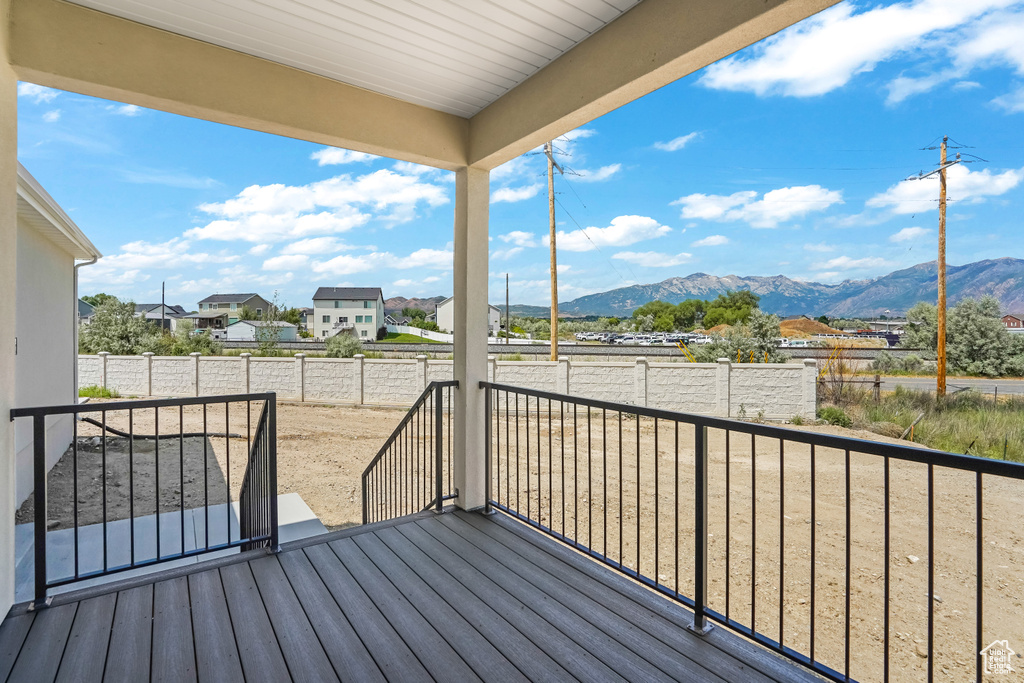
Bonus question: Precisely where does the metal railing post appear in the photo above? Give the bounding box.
[32,415,48,606]
[268,394,280,551]
[435,384,444,512]
[688,422,712,635]
[484,385,492,513]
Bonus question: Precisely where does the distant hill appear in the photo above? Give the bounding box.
[492,258,1024,318]
[385,295,446,314]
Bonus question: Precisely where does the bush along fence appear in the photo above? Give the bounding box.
[79,353,818,419]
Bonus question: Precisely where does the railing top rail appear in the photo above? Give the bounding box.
[361,381,458,480]
[480,381,1024,480]
[11,392,277,419]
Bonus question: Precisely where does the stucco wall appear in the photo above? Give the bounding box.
[81,354,817,419]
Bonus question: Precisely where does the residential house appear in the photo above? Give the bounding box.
[134,302,187,331]
[434,296,501,335]
[15,163,102,505]
[224,320,298,343]
[1003,314,1023,332]
[312,287,384,340]
[76,298,94,325]
[298,306,313,331]
[197,293,271,325]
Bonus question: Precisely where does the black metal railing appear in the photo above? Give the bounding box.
[11,392,278,604]
[362,381,457,524]
[481,381,1024,683]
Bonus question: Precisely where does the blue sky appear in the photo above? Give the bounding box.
[16,0,1024,310]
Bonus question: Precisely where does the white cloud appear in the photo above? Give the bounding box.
[491,184,542,203]
[498,231,539,247]
[691,234,729,247]
[280,237,353,255]
[673,185,842,228]
[556,264,571,274]
[42,110,61,123]
[248,244,271,256]
[18,83,60,103]
[699,1,1015,98]
[890,226,931,242]
[654,133,699,151]
[311,247,453,275]
[574,164,621,183]
[263,254,309,271]
[393,279,415,288]
[79,238,233,285]
[491,247,524,260]
[803,242,836,252]
[187,168,448,242]
[993,85,1024,112]
[546,215,671,252]
[108,104,143,116]
[867,164,1024,214]
[311,147,378,165]
[613,251,693,267]
[813,255,896,271]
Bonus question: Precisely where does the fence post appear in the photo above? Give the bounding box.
[435,384,444,512]
[190,352,202,397]
[558,357,570,394]
[98,351,110,390]
[417,354,428,390]
[688,423,712,635]
[874,373,881,403]
[716,358,731,417]
[142,352,154,396]
[295,353,306,402]
[240,353,251,394]
[354,354,365,405]
[634,357,648,406]
[32,415,48,606]
[803,358,818,419]
[488,355,497,383]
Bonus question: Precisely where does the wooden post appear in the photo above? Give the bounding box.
[937,136,947,397]
[874,374,881,403]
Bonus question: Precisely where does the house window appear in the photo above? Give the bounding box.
[335,301,340,308]
[256,308,262,317]
[361,330,367,337]
[365,315,372,324]
[231,303,237,310]
[340,317,348,323]
[356,316,363,323]
[322,315,330,323]
[363,301,372,308]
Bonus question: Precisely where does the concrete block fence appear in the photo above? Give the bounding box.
[80,354,818,419]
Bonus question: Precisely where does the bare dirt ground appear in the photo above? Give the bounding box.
[21,400,1023,682]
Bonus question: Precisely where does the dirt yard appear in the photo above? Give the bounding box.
[20,400,1023,682]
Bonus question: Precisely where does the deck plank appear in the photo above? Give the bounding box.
[375,525,574,681]
[445,513,762,683]
[55,593,116,683]
[0,613,33,682]
[302,542,430,681]
[397,521,626,683]
[103,584,152,683]
[188,569,244,683]
[152,576,197,683]
[328,536,482,683]
[276,549,385,683]
[218,561,291,683]
[248,555,339,683]
[352,530,527,682]
[420,516,690,683]
[7,603,77,683]
[482,511,826,683]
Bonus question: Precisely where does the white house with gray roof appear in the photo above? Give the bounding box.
[197,293,270,326]
[312,287,384,340]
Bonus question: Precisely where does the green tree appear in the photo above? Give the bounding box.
[81,292,118,308]
[79,299,160,354]
[238,305,258,321]
[279,307,302,325]
[402,307,427,320]
[900,302,938,350]
[816,315,830,325]
[946,296,1013,376]
[253,292,285,356]
[702,290,759,328]
[325,332,363,358]
[152,319,222,356]
[410,319,441,332]
[747,309,782,355]
[675,299,706,330]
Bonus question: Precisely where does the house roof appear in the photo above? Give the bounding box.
[198,293,263,304]
[436,296,500,313]
[313,287,383,301]
[135,303,187,315]
[227,320,296,328]
[78,300,95,317]
[184,311,231,319]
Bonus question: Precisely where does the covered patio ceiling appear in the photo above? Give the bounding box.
[8,0,840,169]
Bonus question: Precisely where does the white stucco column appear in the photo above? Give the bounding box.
[0,11,19,613]
[716,358,731,417]
[143,351,155,396]
[295,353,306,402]
[453,167,489,511]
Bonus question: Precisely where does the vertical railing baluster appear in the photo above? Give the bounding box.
[516,393,520,514]
[726,429,731,622]
[33,415,47,604]
[811,443,817,665]
[751,432,757,633]
[179,405,185,557]
[224,402,230,547]
[203,405,208,550]
[435,385,443,512]
[636,415,641,576]
[269,395,278,550]
[654,418,659,588]
[561,401,565,537]
[675,421,679,600]
[779,438,785,649]
[845,448,852,682]
[883,454,889,682]
[927,462,934,683]
[547,398,552,529]
[129,409,135,565]
[618,411,623,568]
[485,387,492,513]
[156,406,161,560]
[102,410,108,573]
[526,395,531,520]
[690,422,711,635]
[976,472,983,683]
[73,411,79,579]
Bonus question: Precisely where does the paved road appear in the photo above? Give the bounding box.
[881,376,1024,395]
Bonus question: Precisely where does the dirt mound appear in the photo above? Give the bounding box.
[780,318,844,338]
[706,324,731,334]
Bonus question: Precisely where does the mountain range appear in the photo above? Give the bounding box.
[390,258,1024,319]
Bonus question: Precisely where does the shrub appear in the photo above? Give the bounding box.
[325,333,363,358]
[376,325,387,341]
[790,415,804,425]
[817,406,852,428]
[79,385,119,399]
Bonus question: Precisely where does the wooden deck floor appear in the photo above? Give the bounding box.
[0,510,823,683]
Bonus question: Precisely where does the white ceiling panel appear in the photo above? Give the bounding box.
[67,0,642,117]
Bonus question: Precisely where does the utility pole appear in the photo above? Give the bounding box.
[161,281,166,334]
[937,138,948,397]
[544,141,563,361]
[505,273,510,346]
